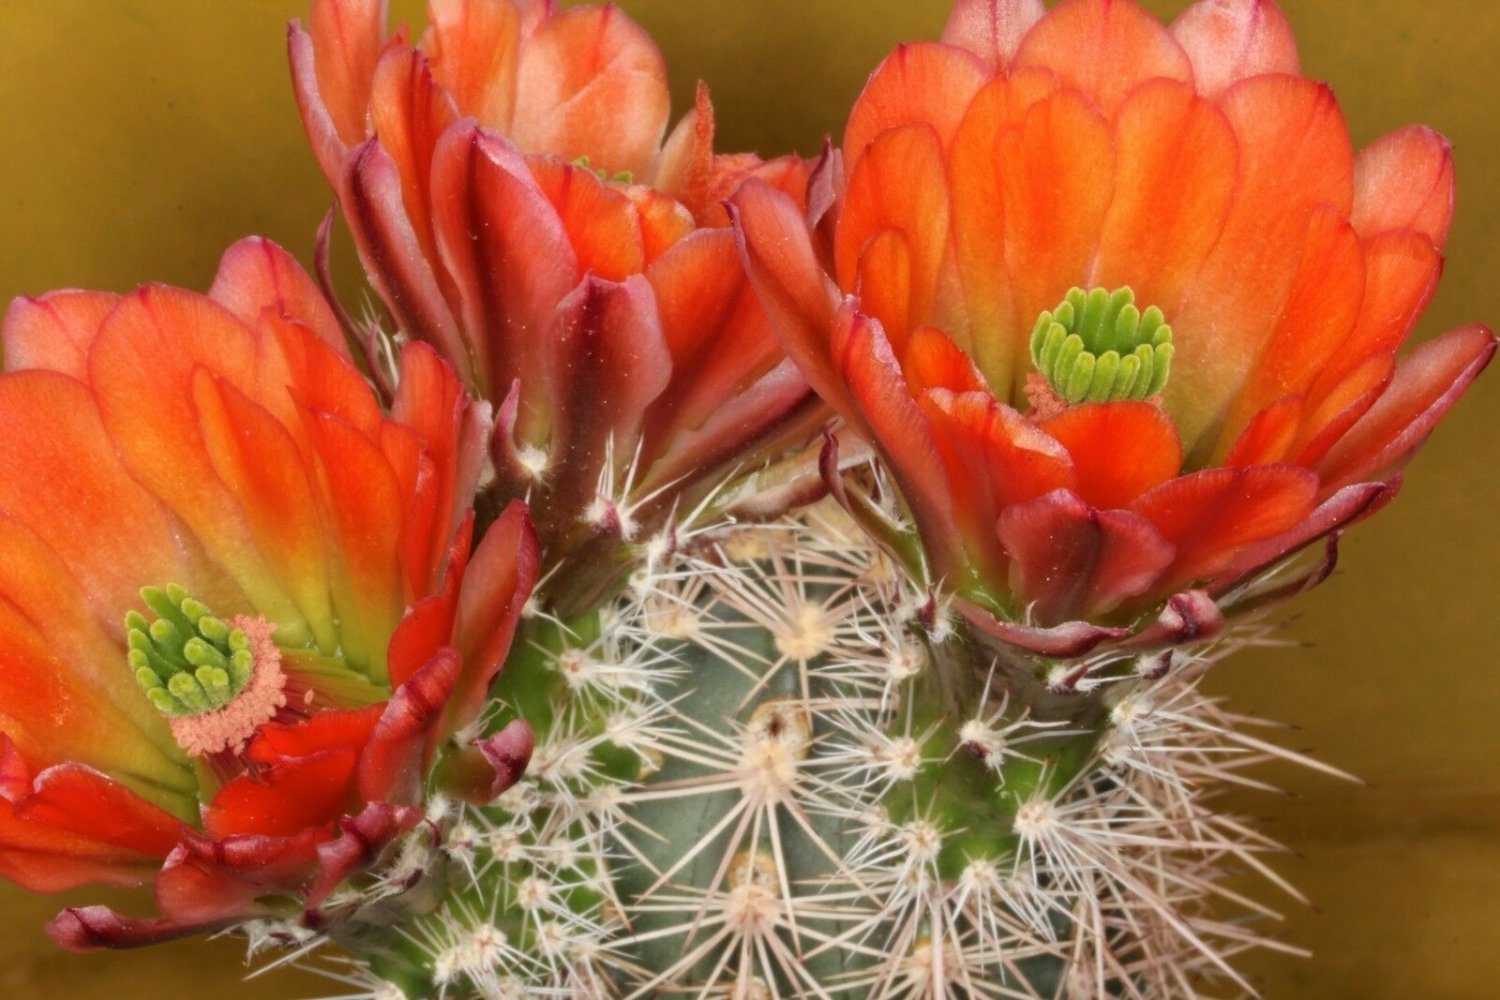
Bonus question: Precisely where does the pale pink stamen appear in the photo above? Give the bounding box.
[168,616,287,757]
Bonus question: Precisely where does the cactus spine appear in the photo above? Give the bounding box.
[243,499,1328,998]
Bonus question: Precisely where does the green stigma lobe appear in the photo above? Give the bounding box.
[1030,286,1174,405]
[128,585,256,718]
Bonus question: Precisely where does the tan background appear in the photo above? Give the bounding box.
[0,1,1495,996]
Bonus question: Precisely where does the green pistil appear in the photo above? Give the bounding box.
[1029,286,1174,405]
[127,585,255,718]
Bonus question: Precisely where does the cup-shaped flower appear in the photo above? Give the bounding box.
[0,239,539,948]
[290,0,824,610]
[733,0,1494,657]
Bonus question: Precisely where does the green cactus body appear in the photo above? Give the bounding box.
[242,501,1317,1000]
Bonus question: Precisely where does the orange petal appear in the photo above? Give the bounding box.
[192,369,338,655]
[1170,0,1299,99]
[539,275,672,529]
[1293,353,1390,469]
[1039,401,1183,510]
[623,185,696,265]
[940,0,1045,71]
[421,0,523,129]
[0,369,211,624]
[302,406,407,681]
[0,753,182,892]
[643,228,781,450]
[0,513,186,793]
[836,124,952,349]
[391,341,480,584]
[946,69,1058,390]
[88,288,303,627]
[1092,80,1237,313]
[842,42,989,174]
[1222,395,1302,467]
[0,603,184,808]
[369,42,459,266]
[204,749,360,839]
[529,157,645,282]
[1317,325,1495,491]
[919,389,1076,583]
[1013,0,1192,115]
[728,179,848,424]
[305,0,385,146]
[1169,75,1352,449]
[455,502,539,735]
[834,312,966,579]
[997,489,1173,621]
[511,4,670,179]
[2,291,119,379]
[1131,464,1318,587]
[1351,125,1454,246]
[1218,207,1364,453]
[208,238,349,361]
[997,89,1115,398]
[1308,229,1441,406]
[428,123,578,407]
[903,326,987,394]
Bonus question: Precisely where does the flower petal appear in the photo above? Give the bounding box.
[1013,0,1193,115]
[728,179,847,424]
[998,489,1173,621]
[345,138,466,365]
[919,389,1076,583]
[422,0,524,129]
[2,290,120,379]
[1170,0,1299,99]
[1317,324,1495,490]
[304,0,386,146]
[369,42,460,266]
[429,122,578,406]
[940,0,1045,71]
[996,89,1115,397]
[1130,465,1319,587]
[842,42,988,174]
[837,124,952,350]
[1170,74,1353,449]
[454,502,539,732]
[207,237,349,361]
[204,748,361,840]
[538,275,671,529]
[1038,401,1182,510]
[512,4,670,179]
[0,752,182,893]
[946,69,1058,390]
[1351,125,1454,246]
[1092,80,1238,314]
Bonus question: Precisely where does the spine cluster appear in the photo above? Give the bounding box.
[245,502,1326,999]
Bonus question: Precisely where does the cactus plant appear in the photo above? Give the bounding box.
[0,1,1493,998]
[225,494,1350,999]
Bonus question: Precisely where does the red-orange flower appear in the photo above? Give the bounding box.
[290,0,823,608]
[0,239,538,948]
[734,0,1493,656]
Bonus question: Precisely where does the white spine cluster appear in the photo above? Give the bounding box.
[267,504,1332,999]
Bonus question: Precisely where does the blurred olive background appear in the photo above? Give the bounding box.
[0,1,1494,996]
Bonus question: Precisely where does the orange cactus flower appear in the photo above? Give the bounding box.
[0,239,538,948]
[289,0,824,610]
[733,0,1494,657]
